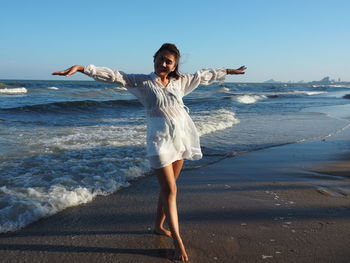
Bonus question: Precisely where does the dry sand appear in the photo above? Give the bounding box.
[1,128,350,262]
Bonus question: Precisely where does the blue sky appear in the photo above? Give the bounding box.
[1,0,349,82]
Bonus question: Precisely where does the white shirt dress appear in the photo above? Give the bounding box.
[84,65,227,169]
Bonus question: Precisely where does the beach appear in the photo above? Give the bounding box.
[1,120,350,263]
[1,80,350,262]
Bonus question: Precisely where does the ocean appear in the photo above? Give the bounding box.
[1,79,350,233]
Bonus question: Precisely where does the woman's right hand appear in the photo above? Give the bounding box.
[52,65,85,77]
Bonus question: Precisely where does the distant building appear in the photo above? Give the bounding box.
[310,76,331,84]
[309,77,350,85]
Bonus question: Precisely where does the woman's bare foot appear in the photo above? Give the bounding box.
[173,240,189,262]
[153,227,172,238]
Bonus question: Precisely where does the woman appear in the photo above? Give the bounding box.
[53,43,246,262]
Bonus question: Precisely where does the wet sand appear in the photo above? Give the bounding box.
[1,128,350,262]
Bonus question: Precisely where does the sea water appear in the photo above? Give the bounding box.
[1,79,350,232]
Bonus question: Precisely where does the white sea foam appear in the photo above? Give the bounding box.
[193,109,240,136]
[311,84,349,88]
[290,91,327,96]
[304,91,327,95]
[107,87,128,92]
[0,149,148,233]
[0,182,129,233]
[263,91,328,97]
[218,87,230,92]
[236,95,267,104]
[39,120,147,150]
[0,87,27,94]
[47,86,59,90]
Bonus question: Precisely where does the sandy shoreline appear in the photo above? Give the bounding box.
[1,126,350,262]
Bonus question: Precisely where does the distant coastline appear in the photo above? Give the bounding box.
[264,76,350,85]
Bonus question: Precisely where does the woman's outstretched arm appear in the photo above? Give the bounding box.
[181,65,247,96]
[52,65,85,77]
[226,66,247,75]
[52,64,139,88]
[52,65,148,105]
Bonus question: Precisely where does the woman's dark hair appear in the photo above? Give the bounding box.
[153,43,181,79]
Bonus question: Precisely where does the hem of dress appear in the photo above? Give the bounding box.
[149,153,202,169]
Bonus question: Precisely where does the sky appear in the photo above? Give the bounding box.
[0,0,349,82]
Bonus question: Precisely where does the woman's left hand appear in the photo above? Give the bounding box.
[226,66,247,75]
[52,65,85,77]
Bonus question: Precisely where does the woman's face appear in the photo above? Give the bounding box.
[154,50,177,78]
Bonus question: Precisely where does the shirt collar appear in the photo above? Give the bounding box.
[150,72,175,82]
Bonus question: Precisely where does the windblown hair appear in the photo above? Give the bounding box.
[153,43,181,80]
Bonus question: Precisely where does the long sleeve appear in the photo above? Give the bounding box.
[181,68,227,96]
[84,64,135,87]
[83,64,149,105]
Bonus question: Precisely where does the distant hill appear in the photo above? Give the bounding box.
[309,77,332,84]
[263,79,282,83]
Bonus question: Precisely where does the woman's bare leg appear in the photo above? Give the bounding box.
[154,191,172,237]
[155,162,188,262]
[172,159,185,179]
[154,160,184,237]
